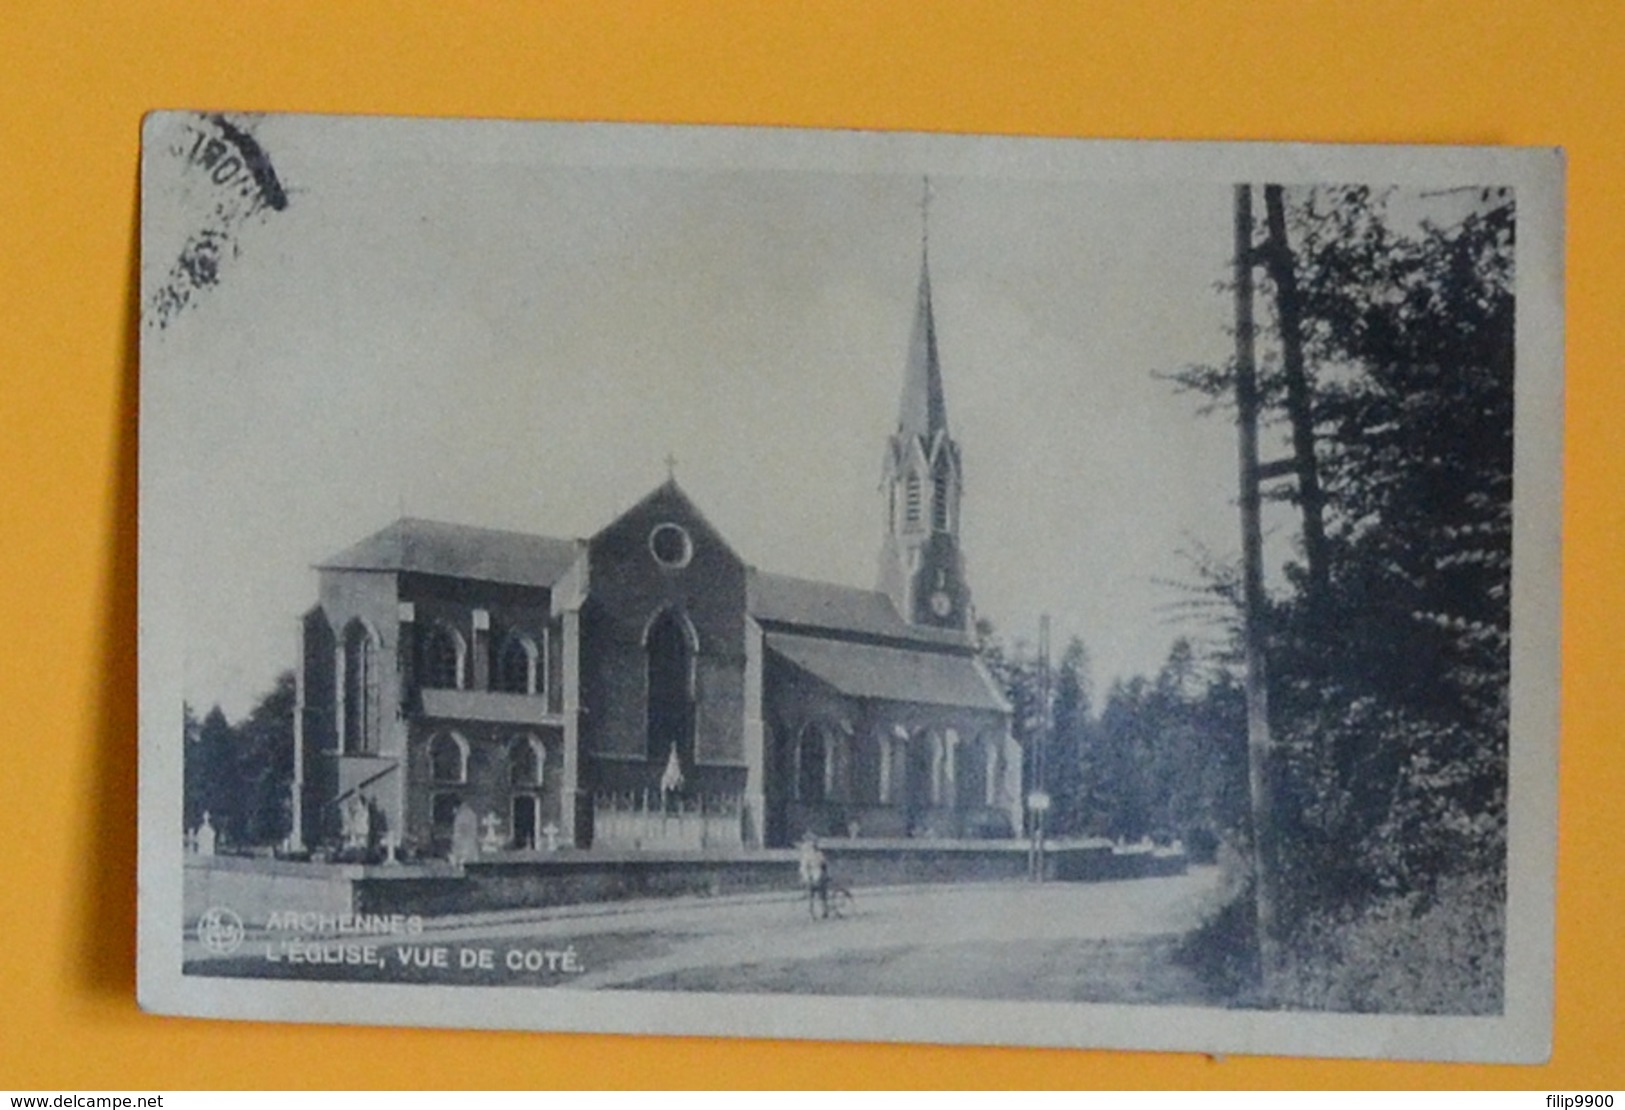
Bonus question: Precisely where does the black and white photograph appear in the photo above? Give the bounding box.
[136,114,1562,1061]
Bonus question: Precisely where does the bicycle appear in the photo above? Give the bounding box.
[806,877,855,920]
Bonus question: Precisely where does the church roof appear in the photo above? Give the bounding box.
[747,571,967,648]
[317,518,580,587]
[765,632,1008,713]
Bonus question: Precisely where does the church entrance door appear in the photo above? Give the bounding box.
[512,794,539,850]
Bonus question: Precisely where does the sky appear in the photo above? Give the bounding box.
[144,116,1307,719]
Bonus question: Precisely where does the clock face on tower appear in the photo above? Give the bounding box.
[929,590,953,618]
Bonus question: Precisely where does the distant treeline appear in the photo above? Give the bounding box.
[183,671,295,847]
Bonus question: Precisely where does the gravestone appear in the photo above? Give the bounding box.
[195,812,216,857]
[479,811,504,854]
[341,794,370,851]
[450,803,480,864]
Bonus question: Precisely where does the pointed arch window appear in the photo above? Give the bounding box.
[792,721,850,804]
[645,609,696,767]
[956,732,990,811]
[494,633,541,695]
[932,459,952,532]
[795,724,827,804]
[928,730,948,807]
[428,732,468,784]
[508,733,546,788]
[341,620,381,755]
[422,623,466,690]
[904,472,923,528]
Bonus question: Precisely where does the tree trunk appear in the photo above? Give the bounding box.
[1262,184,1330,615]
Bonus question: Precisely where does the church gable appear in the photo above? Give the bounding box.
[579,480,749,767]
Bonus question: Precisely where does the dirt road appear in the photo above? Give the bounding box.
[188,866,1226,1005]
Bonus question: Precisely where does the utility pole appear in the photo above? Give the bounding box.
[1233,185,1282,987]
[1027,615,1054,881]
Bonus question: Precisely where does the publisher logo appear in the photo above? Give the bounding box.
[197,906,245,955]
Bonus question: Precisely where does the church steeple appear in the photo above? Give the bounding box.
[898,251,949,444]
[878,201,969,632]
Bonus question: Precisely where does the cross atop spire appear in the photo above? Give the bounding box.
[920,175,933,257]
[664,451,678,482]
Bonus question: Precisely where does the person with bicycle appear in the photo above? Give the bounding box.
[798,831,830,919]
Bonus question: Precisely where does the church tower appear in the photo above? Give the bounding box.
[879,242,969,630]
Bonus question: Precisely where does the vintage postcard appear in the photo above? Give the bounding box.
[136,113,1563,1062]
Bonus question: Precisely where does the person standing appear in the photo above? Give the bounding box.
[798,833,829,918]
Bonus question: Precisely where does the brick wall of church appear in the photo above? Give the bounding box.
[397,573,554,710]
[764,652,1012,845]
[315,569,404,745]
[404,720,565,857]
[302,571,405,847]
[578,485,748,767]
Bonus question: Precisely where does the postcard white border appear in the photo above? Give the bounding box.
[136,115,1563,1063]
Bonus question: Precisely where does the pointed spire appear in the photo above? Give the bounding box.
[898,204,948,444]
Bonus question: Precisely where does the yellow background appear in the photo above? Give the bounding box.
[1,0,1618,1089]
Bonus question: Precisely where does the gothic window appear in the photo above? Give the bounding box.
[508,734,546,787]
[880,726,909,805]
[932,460,951,532]
[646,609,695,766]
[795,724,827,804]
[341,619,381,755]
[494,633,540,695]
[422,623,465,690]
[833,730,852,802]
[878,727,906,804]
[956,733,989,811]
[904,473,922,527]
[904,729,934,822]
[428,732,468,784]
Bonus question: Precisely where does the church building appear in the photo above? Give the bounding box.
[290,254,1020,857]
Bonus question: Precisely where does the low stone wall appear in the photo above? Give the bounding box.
[184,839,1186,924]
[821,839,1186,885]
[184,856,359,926]
[1048,842,1188,881]
[183,854,459,927]
[822,840,1041,885]
[354,854,798,918]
